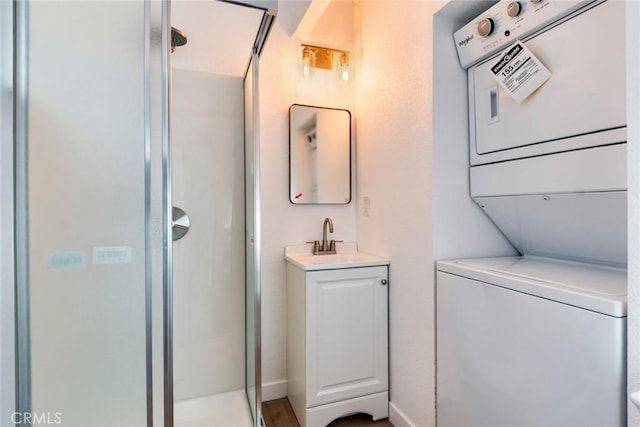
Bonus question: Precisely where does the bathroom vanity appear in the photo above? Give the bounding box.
[285,247,389,426]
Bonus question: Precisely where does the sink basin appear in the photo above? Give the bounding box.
[285,251,389,271]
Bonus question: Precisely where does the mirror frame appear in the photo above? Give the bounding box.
[288,104,352,205]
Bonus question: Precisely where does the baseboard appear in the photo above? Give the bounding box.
[389,402,417,427]
[262,379,287,402]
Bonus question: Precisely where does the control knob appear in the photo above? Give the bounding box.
[507,2,521,17]
[477,18,495,37]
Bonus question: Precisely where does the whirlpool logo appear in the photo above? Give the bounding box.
[11,412,63,425]
[458,34,474,47]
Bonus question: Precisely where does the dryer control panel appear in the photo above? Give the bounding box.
[454,0,596,68]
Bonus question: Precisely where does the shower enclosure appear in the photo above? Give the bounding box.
[0,0,274,425]
[169,1,272,425]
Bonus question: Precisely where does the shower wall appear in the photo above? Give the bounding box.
[171,68,245,401]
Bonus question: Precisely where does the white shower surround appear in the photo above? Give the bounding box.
[171,68,246,401]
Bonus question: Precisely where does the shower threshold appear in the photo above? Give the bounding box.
[174,389,253,427]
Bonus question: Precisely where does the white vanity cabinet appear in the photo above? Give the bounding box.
[285,254,389,427]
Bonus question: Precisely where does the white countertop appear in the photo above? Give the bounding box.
[284,243,389,271]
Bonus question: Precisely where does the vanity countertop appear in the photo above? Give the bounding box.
[285,243,389,271]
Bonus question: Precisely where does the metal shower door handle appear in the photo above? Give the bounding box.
[172,206,190,241]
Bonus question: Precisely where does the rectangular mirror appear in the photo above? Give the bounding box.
[289,104,351,204]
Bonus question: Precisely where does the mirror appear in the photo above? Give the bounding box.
[289,104,351,204]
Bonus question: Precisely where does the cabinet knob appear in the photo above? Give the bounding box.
[381,279,388,286]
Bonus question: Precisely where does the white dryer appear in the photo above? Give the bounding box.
[436,256,626,426]
[457,0,628,267]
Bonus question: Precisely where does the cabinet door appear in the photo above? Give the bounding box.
[306,266,388,407]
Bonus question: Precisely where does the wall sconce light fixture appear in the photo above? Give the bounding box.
[300,44,351,81]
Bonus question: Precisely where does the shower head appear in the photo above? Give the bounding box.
[171,27,187,52]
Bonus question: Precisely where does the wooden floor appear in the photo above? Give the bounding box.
[262,398,394,427]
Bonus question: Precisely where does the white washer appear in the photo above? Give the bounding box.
[436,256,626,427]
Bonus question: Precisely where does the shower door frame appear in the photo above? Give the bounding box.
[0,0,16,424]
[242,8,276,425]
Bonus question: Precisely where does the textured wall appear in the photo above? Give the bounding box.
[258,1,357,399]
[353,2,442,425]
[354,1,516,426]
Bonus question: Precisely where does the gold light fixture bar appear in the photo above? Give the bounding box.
[301,44,350,71]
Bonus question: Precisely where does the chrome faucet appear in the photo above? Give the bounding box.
[306,217,341,255]
[322,217,334,252]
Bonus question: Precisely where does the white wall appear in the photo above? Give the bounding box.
[432,3,515,263]
[171,1,264,77]
[258,1,513,422]
[171,69,246,401]
[258,1,356,400]
[353,1,515,426]
[353,2,442,425]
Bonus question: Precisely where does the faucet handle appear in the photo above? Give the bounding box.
[328,240,344,252]
[306,240,320,254]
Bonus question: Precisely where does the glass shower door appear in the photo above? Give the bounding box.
[244,56,259,422]
[12,2,166,425]
[10,0,274,425]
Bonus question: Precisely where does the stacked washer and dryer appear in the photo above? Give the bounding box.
[437,0,627,425]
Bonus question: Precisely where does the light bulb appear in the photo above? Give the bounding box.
[302,46,312,80]
[339,53,350,82]
[303,61,311,79]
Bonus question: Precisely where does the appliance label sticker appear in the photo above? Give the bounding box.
[489,41,551,104]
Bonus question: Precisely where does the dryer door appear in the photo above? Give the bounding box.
[469,0,625,166]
